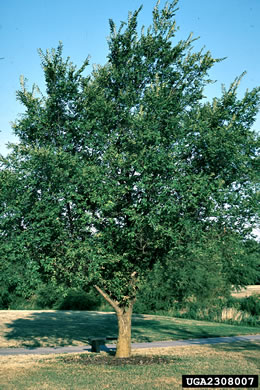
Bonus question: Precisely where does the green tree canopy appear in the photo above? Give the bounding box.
[1,0,259,357]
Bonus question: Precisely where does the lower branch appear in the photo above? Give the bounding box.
[94,285,121,314]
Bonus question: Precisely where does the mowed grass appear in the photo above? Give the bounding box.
[0,342,259,389]
[0,310,260,349]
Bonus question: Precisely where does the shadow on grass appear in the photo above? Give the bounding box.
[3,311,234,349]
[4,311,118,348]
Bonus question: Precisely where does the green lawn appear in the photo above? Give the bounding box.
[0,310,259,349]
[0,341,259,389]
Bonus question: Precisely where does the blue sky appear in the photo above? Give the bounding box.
[0,0,260,156]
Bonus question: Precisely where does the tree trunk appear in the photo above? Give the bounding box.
[115,306,133,358]
[94,285,134,358]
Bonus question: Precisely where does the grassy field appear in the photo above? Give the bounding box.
[0,311,259,389]
[0,341,259,389]
[0,310,260,349]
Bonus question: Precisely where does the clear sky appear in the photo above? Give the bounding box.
[0,0,260,156]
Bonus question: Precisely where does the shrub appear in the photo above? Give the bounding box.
[0,288,11,309]
[225,295,241,310]
[239,295,260,316]
[35,284,61,309]
[55,288,102,311]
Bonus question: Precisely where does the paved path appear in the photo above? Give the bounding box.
[0,335,259,356]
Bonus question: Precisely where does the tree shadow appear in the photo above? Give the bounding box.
[4,311,118,348]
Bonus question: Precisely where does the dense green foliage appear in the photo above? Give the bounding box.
[0,1,259,317]
[239,295,260,317]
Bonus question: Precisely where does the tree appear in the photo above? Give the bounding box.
[1,1,259,357]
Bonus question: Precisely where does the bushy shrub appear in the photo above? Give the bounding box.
[55,288,102,311]
[171,298,226,322]
[225,295,241,310]
[135,289,259,326]
[0,288,11,309]
[239,295,260,316]
[35,284,61,309]
[8,295,34,310]
[0,284,35,309]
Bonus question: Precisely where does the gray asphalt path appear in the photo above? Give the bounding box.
[0,335,259,356]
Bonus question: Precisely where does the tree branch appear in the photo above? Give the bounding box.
[94,285,121,314]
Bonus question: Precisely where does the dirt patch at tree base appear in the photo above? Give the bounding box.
[60,353,176,366]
